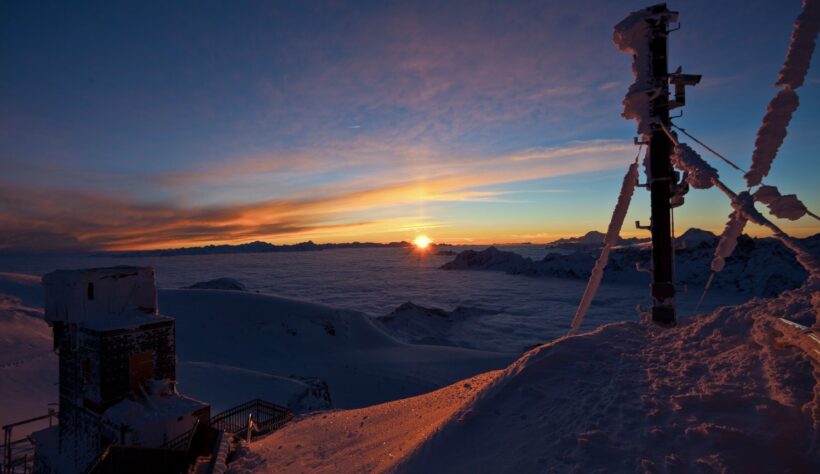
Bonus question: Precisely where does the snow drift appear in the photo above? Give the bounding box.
[229,281,820,473]
[375,302,501,351]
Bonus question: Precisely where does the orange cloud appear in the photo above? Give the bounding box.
[0,140,637,251]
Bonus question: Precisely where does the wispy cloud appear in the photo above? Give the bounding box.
[0,140,634,251]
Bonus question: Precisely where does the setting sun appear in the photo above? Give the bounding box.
[413,235,432,249]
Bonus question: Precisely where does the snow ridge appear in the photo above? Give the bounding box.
[443,232,819,297]
[394,282,820,473]
[147,282,820,473]
[375,302,497,349]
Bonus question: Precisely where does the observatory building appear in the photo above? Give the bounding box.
[32,267,209,473]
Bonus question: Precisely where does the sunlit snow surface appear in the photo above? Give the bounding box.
[0,247,745,352]
[229,282,820,473]
[1,250,816,472]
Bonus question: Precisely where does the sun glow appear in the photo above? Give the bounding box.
[413,235,432,249]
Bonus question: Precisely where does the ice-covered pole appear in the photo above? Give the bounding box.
[570,159,640,332]
[614,3,681,326]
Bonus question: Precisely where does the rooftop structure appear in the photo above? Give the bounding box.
[32,267,209,473]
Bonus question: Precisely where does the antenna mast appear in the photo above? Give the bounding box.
[615,3,700,326]
[646,5,677,325]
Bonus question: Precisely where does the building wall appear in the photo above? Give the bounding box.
[55,326,104,472]
[97,321,176,405]
[54,320,176,472]
[44,268,157,325]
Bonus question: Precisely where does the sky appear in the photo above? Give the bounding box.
[1,0,818,251]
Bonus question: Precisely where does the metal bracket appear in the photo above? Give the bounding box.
[669,68,701,110]
[635,220,652,230]
[667,22,681,33]
[633,137,650,146]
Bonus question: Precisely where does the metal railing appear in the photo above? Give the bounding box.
[162,420,201,452]
[0,440,33,474]
[2,409,57,474]
[2,400,291,473]
[162,399,293,452]
[209,399,293,438]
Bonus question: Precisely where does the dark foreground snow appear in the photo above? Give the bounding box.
[229,280,820,473]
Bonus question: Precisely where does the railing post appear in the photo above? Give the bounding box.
[4,426,11,474]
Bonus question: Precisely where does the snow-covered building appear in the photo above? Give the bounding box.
[32,267,210,473]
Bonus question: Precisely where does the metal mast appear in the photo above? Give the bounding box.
[646,6,676,325]
[640,4,700,326]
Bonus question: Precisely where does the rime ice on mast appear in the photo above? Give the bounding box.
[614,3,700,326]
[575,3,816,330]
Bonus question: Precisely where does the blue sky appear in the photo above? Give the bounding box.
[1,0,817,250]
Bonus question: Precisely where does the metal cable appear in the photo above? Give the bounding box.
[669,122,747,173]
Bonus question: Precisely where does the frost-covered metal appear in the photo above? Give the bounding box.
[571,160,640,332]
[745,0,819,187]
[614,3,702,326]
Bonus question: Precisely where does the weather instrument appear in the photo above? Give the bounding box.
[570,2,819,333]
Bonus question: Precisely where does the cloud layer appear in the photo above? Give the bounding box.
[0,141,634,251]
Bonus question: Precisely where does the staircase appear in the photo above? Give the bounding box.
[90,399,293,474]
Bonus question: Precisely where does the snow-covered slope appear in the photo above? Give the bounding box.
[163,289,511,409]
[546,230,648,250]
[0,273,512,422]
[374,302,499,349]
[184,277,248,291]
[0,293,57,435]
[226,371,501,474]
[177,361,332,414]
[443,231,819,296]
[229,281,820,473]
[675,227,718,249]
